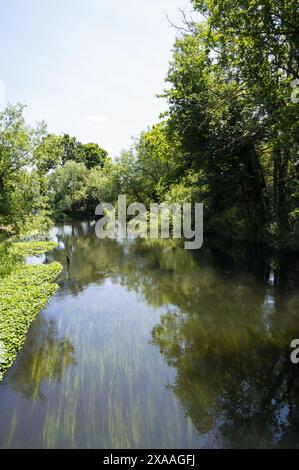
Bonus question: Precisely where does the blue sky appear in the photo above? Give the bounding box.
[0,0,196,157]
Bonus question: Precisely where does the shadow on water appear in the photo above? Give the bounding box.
[0,220,299,448]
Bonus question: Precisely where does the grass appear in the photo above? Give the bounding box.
[0,241,61,381]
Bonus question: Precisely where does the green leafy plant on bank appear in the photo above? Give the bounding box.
[0,242,61,381]
[11,241,58,258]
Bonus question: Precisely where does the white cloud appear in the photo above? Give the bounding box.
[78,114,107,127]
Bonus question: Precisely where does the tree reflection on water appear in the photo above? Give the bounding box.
[9,316,76,400]
[29,223,299,447]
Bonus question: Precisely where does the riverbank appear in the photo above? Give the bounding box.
[0,241,61,381]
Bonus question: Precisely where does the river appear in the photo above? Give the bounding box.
[0,221,299,448]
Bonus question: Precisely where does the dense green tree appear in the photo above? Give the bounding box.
[189,0,299,245]
[58,134,108,169]
[110,124,181,205]
[81,142,108,169]
[34,134,63,174]
[48,161,89,220]
[162,29,271,240]
[138,0,299,247]
[35,133,108,172]
[0,104,48,233]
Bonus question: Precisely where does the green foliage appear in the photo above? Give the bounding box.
[48,161,89,220]
[0,104,39,232]
[35,133,108,173]
[58,134,108,169]
[0,103,109,232]
[164,171,207,205]
[83,0,297,250]
[1,1,298,250]
[86,159,123,208]
[0,241,61,381]
[0,262,61,381]
[0,242,18,278]
[81,142,108,169]
[11,241,58,258]
[146,0,299,248]
[0,104,55,235]
[34,134,64,173]
[0,241,58,278]
[34,132,109,221]
[96,124,184,207]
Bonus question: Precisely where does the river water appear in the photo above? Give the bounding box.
[0,221,299,448]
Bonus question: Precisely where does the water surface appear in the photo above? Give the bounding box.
[0,221,299,448]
